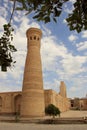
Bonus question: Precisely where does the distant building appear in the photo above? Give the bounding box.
[70,95,87,110]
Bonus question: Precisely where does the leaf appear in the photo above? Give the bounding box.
[16,7,24,10]
[44,16,50,23]
[11,37,13,41]
[53,17,57,23]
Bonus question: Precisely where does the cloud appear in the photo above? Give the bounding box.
[41,33,87,80]
[69,0,76,4]
[60,55,86,76]
[42,25,52,36]
[0,72,7,79]
[63,3,74,14]
[0,6,7,18]
[63,19,67,24]
[0,17,7,32]
[68,34,78,42]
[41,35,68,72]
[68,77,87,98]
[70,86,82,92]
[82,31,87,38]
[0,81,22,92]
[43,79,60,93]
[76,41,87,51]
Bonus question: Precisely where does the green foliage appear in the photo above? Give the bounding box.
[0,23,17,71]
[15,0,87,32]
[66,0,87,33]
[45,104,61,118]
[16,0,69,23]
[0,0,17,72]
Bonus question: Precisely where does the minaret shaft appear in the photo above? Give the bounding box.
[21,28,45,117]
[23,45,43,91]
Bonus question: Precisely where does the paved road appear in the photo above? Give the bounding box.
[0,123,87,130]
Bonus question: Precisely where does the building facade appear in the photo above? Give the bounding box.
[0,81,70,115]
[70,96,87,110]
[0,28,70,117]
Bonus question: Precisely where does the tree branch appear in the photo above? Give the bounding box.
[9,0,16,24]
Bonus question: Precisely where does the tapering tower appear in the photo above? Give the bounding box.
[60,81,67,98]
[21,28,45,117]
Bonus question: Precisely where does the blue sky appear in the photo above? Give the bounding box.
[0,0,87,98]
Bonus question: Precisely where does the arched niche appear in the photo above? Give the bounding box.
[0,96,2,112]
[14,94,22,115]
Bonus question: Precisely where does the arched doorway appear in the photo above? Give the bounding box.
[14,94,22,115]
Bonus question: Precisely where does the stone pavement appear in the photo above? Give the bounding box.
[60,110,87,118]
[0,123,87,130]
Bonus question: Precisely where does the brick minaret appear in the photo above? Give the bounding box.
[60,81,67,98]
[21,28,45,117]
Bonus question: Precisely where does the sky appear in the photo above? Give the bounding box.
[0,0,87,98]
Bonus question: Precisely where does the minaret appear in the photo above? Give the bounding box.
[60,81,67,98]
[21,28,45,117]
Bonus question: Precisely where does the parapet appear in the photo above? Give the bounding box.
[26,27,42,41]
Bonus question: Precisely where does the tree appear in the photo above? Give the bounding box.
[0,0,17,71]
[15,0,69,23]
[45,104,61,118]
[0,0,87,71]
[15,0,87,32]
[66,0,87,33]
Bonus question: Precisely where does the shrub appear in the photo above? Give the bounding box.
[45,104,61,118]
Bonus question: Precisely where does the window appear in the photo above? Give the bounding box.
[30,36,32,40]
[34,36,36,40]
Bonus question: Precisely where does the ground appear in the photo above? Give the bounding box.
[61,110,87,117]
[0,123,87,130]
[0,110,87,130]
